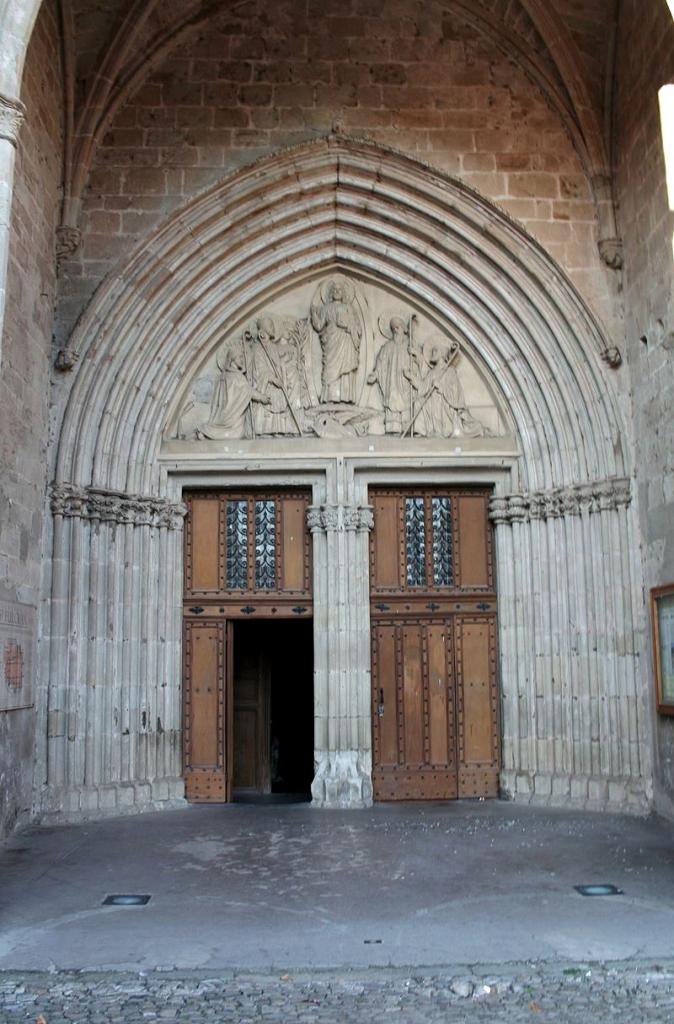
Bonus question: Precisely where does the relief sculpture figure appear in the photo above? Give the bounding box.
[404,341,490,438]
[250,315,311,436]
[173,278,502,443]
[201,342,271,440]
[310,277,362,404]
[367,315,414,434]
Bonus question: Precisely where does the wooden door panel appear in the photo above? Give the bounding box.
[371,493,401,590]
[369,486,499,802]
[233,640,270,794]
[456,617,500,798]
[372,621,457,801]
[280,496,309,591]
[372,625,399,767]
[188,498,221,593]
[233,708,258,789]
[402,625,424,765]
[427,624,452,767]
[457,495,490,589]
[183,620,228,802]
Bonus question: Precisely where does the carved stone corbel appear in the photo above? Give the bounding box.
[600,346,622,369]
[55,225,82,262]
[598,238,624,271]
[0,93,26,147]
[55,347,79,372]
[592,175,624,272]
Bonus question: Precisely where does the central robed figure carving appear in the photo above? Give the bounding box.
[173,274,500,441]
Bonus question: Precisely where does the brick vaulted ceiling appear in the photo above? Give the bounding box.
[57,0,620,230]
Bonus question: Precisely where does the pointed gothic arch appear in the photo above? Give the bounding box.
[40,138,649,819]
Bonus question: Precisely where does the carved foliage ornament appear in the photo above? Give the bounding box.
[0,93,26,146]
[172,276,500,443]
[307,504,374,533]
[489,479,631,524]
[50,483,187,530]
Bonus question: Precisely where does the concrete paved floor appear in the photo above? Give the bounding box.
[1,801,674,971]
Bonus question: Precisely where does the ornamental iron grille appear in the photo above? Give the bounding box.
[404,495,454,588]
[405,497,426,587]
[254,500,277,589]
[431,496,453,587]
[226,500,248,590]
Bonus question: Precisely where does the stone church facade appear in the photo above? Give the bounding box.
[0,0,673,837]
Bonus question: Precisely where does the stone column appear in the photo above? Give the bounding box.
[491,478,651,814]
[0,92,25,359]
[38,484,187,819]
[308,501,374,808]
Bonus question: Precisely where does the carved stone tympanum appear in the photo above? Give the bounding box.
[167,275,506,443]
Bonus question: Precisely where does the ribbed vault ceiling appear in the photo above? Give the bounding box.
[56,0,620,228]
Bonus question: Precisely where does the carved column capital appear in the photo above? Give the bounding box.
[488,497,510,526]
[0,93,26,147]
[50,482,187,530]
[489,478,631,525]
[307,503,374,533]
[306,506,325,534]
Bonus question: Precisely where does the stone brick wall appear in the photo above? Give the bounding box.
[615,0,674,816]
[0,0,63,839]
[55,0,619,346]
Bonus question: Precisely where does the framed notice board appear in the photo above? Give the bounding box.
[652,585,674,716]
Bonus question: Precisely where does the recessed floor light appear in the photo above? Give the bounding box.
[102,894,151,906]
[574,884,623,897]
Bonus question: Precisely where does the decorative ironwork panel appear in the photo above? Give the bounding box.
[431,497,453,587]
[405,497,426,587]
[226,500,248,589]
[254,500,277,589]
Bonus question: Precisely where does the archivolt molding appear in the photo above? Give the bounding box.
[50,482,187,529]
[0,1,43,97]
[489,477,632,525]
[54,137,626,500]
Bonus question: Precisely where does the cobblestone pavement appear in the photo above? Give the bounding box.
[2,963,674,1023]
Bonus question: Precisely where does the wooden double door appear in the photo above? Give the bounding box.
[182,489,313,802]
[369,487,500,801]
[181,485,500,804]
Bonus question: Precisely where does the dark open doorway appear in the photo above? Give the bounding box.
[232,619,314,802]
